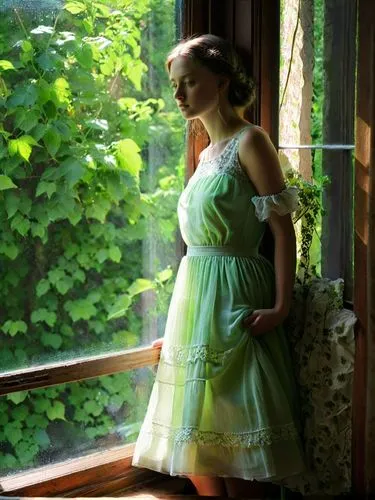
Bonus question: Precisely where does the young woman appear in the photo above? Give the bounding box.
[132,34,305,498]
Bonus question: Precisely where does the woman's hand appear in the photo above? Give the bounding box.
[243,308,287,337]
[152,337,164,348]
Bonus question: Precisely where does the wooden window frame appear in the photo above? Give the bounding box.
[0,347,158,396]
[0,0,280,496]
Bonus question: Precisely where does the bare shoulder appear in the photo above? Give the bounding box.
[238,125,286,196]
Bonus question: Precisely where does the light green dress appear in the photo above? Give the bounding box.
[132,126,306,481]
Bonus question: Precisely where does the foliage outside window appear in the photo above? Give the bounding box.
[0,0,184,475]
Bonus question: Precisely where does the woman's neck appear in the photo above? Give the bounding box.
[199,102,248,146]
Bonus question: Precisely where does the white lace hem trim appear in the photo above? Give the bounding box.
[160,344,234,366]
[251,186,300,222]
[143,421,300,447]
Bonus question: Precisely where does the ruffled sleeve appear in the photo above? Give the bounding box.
[251,186,299,222]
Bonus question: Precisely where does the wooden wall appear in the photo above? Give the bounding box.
[182,0,280,175]
[354,0,375,494]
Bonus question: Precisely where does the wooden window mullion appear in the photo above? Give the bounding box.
[0,347,158,396]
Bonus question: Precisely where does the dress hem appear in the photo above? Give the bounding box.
[131,458,306,483]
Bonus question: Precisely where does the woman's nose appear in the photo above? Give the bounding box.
[174,87,185,101]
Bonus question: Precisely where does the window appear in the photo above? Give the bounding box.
[279,0,356,301]
[0,0,184,483]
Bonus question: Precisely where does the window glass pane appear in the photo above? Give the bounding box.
[0,367,154,476]
[279,0,323,276]
[0,0,184,372]
[279,0,355,286]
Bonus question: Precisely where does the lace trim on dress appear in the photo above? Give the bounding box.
[160,344,234,366]
[195,136,249,182]
[251,186,300,222]
[145,421,300,447]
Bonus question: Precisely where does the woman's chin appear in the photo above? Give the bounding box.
[179,106,195,117]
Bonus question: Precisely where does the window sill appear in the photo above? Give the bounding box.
[0,444,156,496]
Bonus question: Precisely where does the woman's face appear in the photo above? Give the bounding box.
[169,55,223,119]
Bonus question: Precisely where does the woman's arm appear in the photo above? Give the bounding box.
[269,212,296,319]
[239,126,297,324]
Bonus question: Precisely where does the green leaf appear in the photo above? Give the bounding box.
[41,332,63,349]
[157,267,173,282]
[75,44,93,69]
[107,294,131,320]
[0,454,17,468]
[10,321,27,337]
[8,135,39,162]
[128,278,155,297]
[112,330,138,348]
[22,84,38,106]
[64,1,87,14]
[19,195,32,215]
[7,391,28,405]
[4,191,20,219]
[100,58,114,76]
[0,60,16,71]
[48,268,65,285]
[52,77,71,106]
[10,213,31,236]
[61,324,74,337]
[83,400,102,416]
[31,308,57,327]
[47,401,65,421]
[32,123,48,141]
[65,299,97,321]
[36,279,50,297]
[5,423,22,445]
[12,404,29,421]
[109,245,122,263]
[36,180,57,199]
[2,320,27,336]
[33,397,51,414]
[26,414,48,429]
[42,158,85,188]
[55,276,74,295]
[83,18,94,34]
[67,204,83,225]
[44,100,57,119]
[31,222,46,239]
[94,2,111,17]
[85,197,111,222]
[1,243,19,260]
[126,60,145,91]
[115,139,142,177]
[43,127,61,157]
[87,290,101,304]
[54,120,72,140]
[22,40,33,53]
[0,124,11,140]
[96,248,108,263]
[0,411,9,426]
[73,268,86,283]
[15,109,39,132]
[0,175,17,190]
